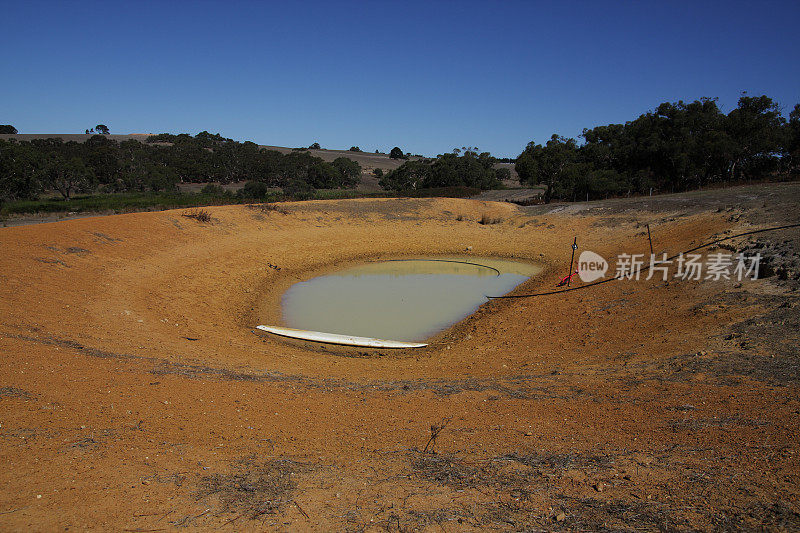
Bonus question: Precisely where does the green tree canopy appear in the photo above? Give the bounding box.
[332,157,361,187]
[0,139,43,202]
[0,131,369,203]
[725,95,785,180]
[786,104,800,175]
[516,135,579,203]
[379,159,429,190]
[42,151,95,200]
[380,148,501,191]
[517,94,796,202]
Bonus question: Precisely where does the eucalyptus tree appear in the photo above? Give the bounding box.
[332,157,361,187]
[725,95,785,180]
[42,152,95,200]
[786,104,800,176]
[516,134,579,203]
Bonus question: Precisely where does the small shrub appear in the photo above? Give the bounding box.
[200,184,227,196]
[238,181,270,200]
[182,209,212,222]
[478,213,502,225]
[195,459,303,519]
[349,146,361,152]
[284,179,315,201]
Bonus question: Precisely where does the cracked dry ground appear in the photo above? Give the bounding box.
[1,183,799,531]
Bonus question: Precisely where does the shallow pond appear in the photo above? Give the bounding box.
[281,257,540,342]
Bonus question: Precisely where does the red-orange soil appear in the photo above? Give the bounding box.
[1,184,799,531]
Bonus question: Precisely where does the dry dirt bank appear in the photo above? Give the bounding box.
[1,186,799,531]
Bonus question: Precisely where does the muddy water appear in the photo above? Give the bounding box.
[281,257,541,342]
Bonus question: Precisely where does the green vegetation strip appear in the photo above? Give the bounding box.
[0,192,246,216]
[0,186,482,217]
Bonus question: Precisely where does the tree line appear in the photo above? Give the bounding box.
[0,131,362,205]
[516,95,800,203]
[4,93,798,208]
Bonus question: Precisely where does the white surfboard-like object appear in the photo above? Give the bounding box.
[256,325,428,349]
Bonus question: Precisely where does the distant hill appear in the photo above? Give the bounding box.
[0,133,153,143]
[260,145,411,169]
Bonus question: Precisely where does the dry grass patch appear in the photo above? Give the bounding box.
[247,203,289,215]
[195,457,308,519]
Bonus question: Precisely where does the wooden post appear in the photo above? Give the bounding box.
[646,224,653,256]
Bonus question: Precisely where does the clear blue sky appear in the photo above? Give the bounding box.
[2,0,798,158]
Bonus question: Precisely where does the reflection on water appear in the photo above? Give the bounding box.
[281,257,540,342]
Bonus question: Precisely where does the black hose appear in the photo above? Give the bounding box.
[377,258,501,276]
[488,222,800,299]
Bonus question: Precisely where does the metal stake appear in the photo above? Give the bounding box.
[568,237,577,287]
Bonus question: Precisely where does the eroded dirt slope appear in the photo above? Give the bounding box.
[1,185,799,531]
